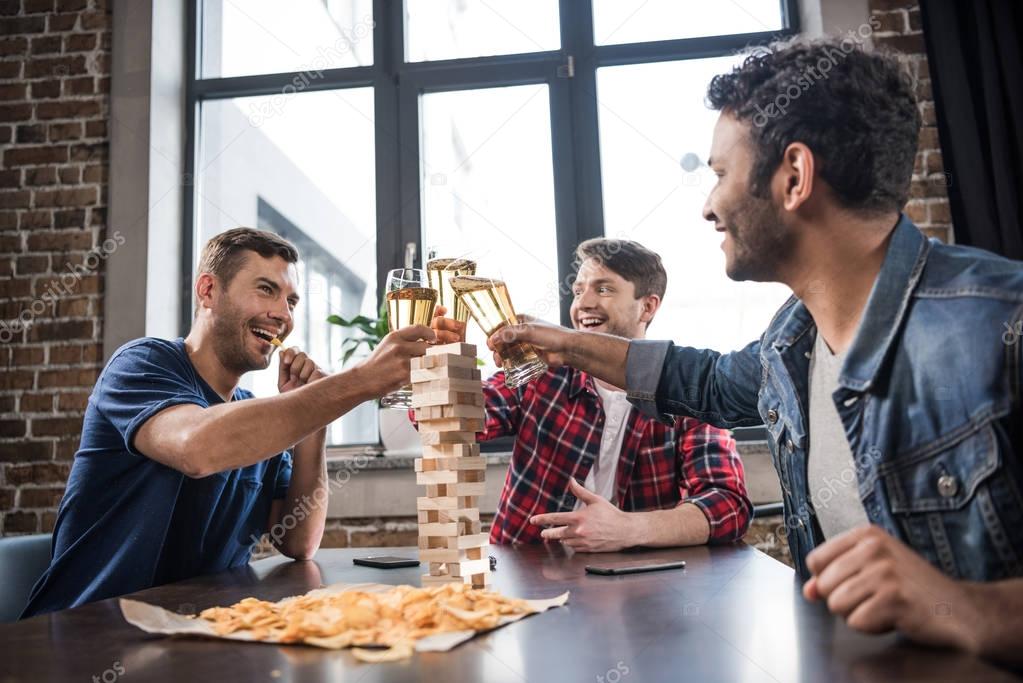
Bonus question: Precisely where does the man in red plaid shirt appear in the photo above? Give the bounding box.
[431,239,751,551]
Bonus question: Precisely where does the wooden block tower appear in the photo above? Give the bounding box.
[411,342,490,588]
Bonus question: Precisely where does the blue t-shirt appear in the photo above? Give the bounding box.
[21,337,292,618]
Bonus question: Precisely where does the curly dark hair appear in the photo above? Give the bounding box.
[706,37,920,214]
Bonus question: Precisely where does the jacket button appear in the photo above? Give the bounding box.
[786,439,795,452]
[937,474,959,498]
[767,409,778,424]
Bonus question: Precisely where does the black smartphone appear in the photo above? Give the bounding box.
[353,556,421,569]
[584,559,686,576]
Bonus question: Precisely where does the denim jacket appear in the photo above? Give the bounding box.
[626,215,1023,580]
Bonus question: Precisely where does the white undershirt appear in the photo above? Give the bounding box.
[574,382,632,510]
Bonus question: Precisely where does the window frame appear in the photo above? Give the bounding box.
[183,0,799,446]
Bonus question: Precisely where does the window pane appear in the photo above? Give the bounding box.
[196,89,378,446]
[596,58,791,352]
[592,0,783,46]
[405,0,560,62]
[420,84,560,377]
[201,0,373,78]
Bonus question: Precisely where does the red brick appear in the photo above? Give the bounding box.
[4,467,52,500]
[19,392,54,412]
[0,488,14,510]
[4,145,68,167]
[31,417,82,437]
[930,200,951,224]
[40,510,57,532]
[0,83,27,101]
[918,126,940,150]
[0,190,31,208]
[54,438,78,460]
[0,211,16,230]
[873,33,925,54]
[27,230,94,251]
[37,367,98,388]
[64,33,96,52]
[56,0,86,10]
[0,37,28,56]
[29,35,62,55]
[49,121,82,141]
[83,119,105,138]
[80,10,109,31]
[29,320,95,343]
[18,486,65,508]
[321,529,350,547]
[0,277,32,298]
[0,16,47,35]
[25,56,86,80]
[64,76,93,95]
[3,511,40,534]
[57,391,90,412]
[31,186,98,208]
[47,13,77,31]
[15,124,46,144]
[0,125,10,143]
[69,142,106,162]
[16,254,50,274]
[0,396,15,412]
[30,79,61,99]
[82,164,105,184]
[0,441,51,463]
[50,209,83,229]
[36,99,100,120]
[0,419,27,437]
[58,166,79,184]
[55,296,91,317]
[24,166,58,186]
[20,210,53,229]
[0,169,19,188]
[23,0,55,12]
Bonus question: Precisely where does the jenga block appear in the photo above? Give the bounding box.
[420,430,477,446]
[426,342,476,357]
[419,354,478,371]
[446,481,486,496]
[470,572,491,588]
[448,558,491,578]
[418,509,437,523]
[418,417,484,433]
[416,377,483,394]
[416,456,485,472]
[411,366,481,383]
[422,574,471,586]
[436,507,480,523]
[445,532,487,549]
[416,470,458,485]
[410,390,485,409]
[416,404,485,421]
[419,522,460,536]
[423,443,480,459]
[419,547,467,563]
[417,496,459,510]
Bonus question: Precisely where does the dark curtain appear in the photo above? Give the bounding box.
[918,0,1023,260]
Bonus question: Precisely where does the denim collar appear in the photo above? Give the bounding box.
[769,215,931,391]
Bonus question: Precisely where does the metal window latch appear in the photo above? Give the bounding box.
[557,55,575,78]
[404,241,417,269]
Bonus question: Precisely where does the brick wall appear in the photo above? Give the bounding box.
[0,0,110,535]
[869,0,952,243]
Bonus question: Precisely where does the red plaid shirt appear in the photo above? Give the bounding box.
[480,366,751,545]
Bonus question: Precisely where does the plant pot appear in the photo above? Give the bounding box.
[378,407,422,455]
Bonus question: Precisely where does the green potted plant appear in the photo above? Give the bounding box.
[328,302,421,454]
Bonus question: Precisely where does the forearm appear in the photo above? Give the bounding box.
[628,503,710,548]
[187,366,378,476]
[275,428,328,560]
[564,332,629,388]
[962,578,1023,663]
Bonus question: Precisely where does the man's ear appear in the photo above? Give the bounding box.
[639,294,661,326]
[194,272,217,313]
[774,142,815,213]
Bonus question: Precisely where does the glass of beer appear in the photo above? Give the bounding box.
[449,275,547,387]
[426,256,477,336]
[380,268,437,409]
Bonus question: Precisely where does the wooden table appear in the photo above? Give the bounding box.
[1,544,1018,682]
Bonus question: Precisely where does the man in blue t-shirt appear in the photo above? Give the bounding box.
[22,228,438,618]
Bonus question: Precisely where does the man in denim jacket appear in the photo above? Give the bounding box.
[489,39,1023,662]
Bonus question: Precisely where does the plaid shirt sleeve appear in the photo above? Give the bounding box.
[676,418,752,543]
[477,371,523,441]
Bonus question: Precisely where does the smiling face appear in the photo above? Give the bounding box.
[703,112,795,283]
[203,251,300,375]
[570,258,658,339]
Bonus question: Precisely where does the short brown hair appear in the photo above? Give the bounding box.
[197,227,299,299]
[574,238,667,299]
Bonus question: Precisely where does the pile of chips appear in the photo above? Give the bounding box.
[195,583,537,662]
